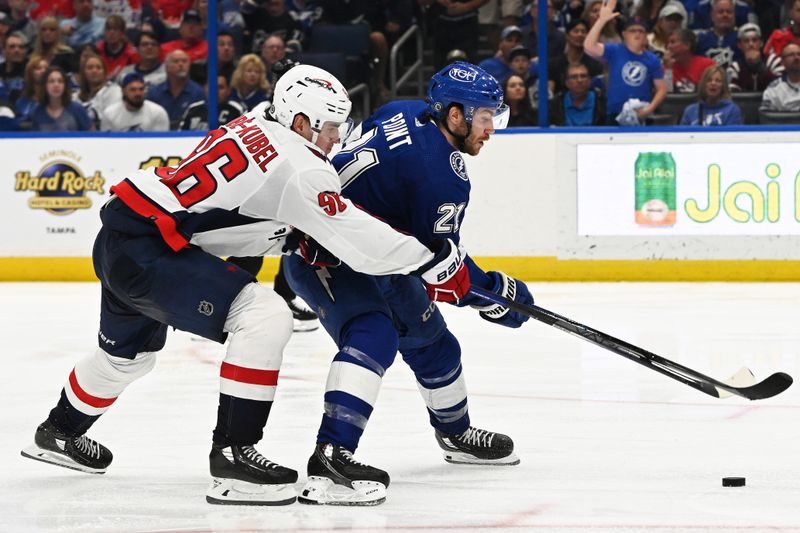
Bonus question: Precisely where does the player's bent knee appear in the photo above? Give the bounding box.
[224,283,293,370]
[340,312,399,371]
[106,350,157,381]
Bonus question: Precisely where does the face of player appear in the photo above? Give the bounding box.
[313,119,352,155]
[463,106,507,156]
[46,70,65,101]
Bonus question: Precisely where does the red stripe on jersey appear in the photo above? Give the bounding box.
[68,369,117,408]
[110,180,190,252]
[220,362,279,386]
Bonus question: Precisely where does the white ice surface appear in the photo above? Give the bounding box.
[2,282,800,533]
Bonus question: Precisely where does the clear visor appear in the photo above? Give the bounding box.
[470,104,510,131]
[313,118,355,145]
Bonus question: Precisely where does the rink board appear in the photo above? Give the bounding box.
[2,129,800,281]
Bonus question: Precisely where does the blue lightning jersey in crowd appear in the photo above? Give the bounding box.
[331,99,491,291]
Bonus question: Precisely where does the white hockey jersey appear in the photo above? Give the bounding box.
[110,107,435,276]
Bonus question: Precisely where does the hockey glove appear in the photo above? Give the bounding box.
[282,229,341,267]
[474,271,533,328]
[417,238,470,303]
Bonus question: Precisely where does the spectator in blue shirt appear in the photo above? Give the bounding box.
[680,64,743,125]
[478,25,523,83]
[30,66,93,131]
[694,0,741,70]
[60,0,106,49]
[146,49,204,130]
[584,1,667,124]
[549,62,608,126]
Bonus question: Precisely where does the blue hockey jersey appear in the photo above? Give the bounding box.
[331,99,492,290]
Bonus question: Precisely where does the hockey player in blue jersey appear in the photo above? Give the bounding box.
[283,62,535,506]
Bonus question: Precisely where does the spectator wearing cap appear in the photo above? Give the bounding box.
[728,22,784,92]
[508,45,539,88]
[647,1,687,59]
[760,42,800,111]
[101,73,170,131]
[691,0,757,31]
[549,18,605,94]
[241,0,304,55]
[0,32,28,104]
[179,73,246,131]
[549,62,607,126]
[585,0,667,125]
[633,0,673,29]
[116,31,167,92]
[665,28,716,93]
[478,25,523,81]
[680,64,742,124]
[161,9,209,63]
[765,0,800,57]
[146,49,204,129]
[521,0,566,62]
[582,0,620,44]
[695,0,740,70]
[60,0,106,49]
[98,15,138,80]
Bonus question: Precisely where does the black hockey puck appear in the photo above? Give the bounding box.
[722,477,746,487]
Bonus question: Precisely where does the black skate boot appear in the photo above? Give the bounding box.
[207,444,298,505]
[298,443,390,506]
[286,298,319,332]
[21,419,113,474]
[435,426,520,465]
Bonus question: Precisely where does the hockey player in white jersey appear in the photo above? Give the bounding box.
[21,64,470,506]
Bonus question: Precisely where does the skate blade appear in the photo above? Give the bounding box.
[298,476,386,506]
[20,445,107,474]
[293,319,320,332]
[206,477,297,506]
[442,450,520,466]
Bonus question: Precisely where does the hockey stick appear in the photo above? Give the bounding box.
[468,286,793,401]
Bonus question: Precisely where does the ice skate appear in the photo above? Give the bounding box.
[435,426,519,465]
[207,444,298,505]
[298,443,389,506]
[287,298,319,332]
[21,420,113,474]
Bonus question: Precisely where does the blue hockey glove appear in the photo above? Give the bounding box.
[474,271,533,328]
[282,229,341,267]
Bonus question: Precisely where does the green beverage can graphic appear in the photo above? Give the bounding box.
[635,152,676,226]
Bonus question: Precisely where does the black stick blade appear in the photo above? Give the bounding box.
[732,372,793,400]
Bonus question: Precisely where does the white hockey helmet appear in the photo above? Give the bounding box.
[268,64,353,142]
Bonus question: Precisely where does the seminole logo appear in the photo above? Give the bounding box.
[15,155,105,215]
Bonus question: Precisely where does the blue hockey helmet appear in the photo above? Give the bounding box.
[427,62,509,130]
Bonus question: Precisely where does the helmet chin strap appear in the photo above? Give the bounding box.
[443,117,471,153]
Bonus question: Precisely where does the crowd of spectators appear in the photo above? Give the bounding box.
[0,0,798,131]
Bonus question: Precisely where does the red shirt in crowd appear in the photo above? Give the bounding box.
[98,41,140,79]
[160,39,209,63]
[671,55,716,92]
[764,28,800,57]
